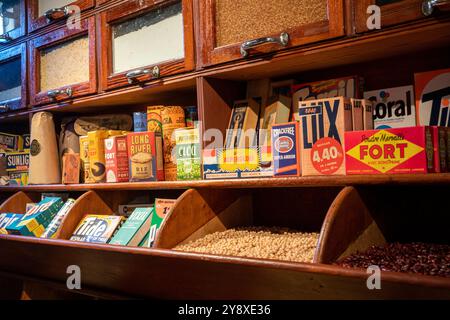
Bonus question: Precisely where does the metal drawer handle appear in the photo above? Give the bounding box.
[240,32,290,57]
[422,0,450,16]
[0,104,10,113]
[47,88,73,99]
[0,33,12,44]
[125,66,160,84]
[45,6,72,21]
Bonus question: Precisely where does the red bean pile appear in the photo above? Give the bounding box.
[336,242,450,278]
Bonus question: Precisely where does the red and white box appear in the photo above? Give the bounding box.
[105,135,129,183]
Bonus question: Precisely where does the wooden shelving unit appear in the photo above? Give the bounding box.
[1,0,450,300]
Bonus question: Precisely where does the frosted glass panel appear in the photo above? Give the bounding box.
[0,0,21,35]
[0,57,21,102]
[38,0,73,17]
[40,35,89,92]
[112,2,184,74]
[215,0,328,47]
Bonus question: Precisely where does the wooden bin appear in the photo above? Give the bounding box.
[154,187,343,262]
[316,186,450,297]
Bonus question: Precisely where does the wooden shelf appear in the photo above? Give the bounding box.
[0,234,448,299]
[1,174,450,192]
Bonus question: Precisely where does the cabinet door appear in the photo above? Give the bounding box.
[0,43,27,113]
[27,0,95,32]
[355,0,450,33]
[99,0,194,91]
[199,0,345,67]
[0,0,26,44]
[29,16,97,106]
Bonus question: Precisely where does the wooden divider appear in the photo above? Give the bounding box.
[315,186,386,264]
[56,191,115,240]
[0,191,41,214]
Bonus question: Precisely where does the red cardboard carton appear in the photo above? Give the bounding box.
[105,135,129,183]
[345,126,435,175]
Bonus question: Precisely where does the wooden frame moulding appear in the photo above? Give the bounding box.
[98,0,195,91]
[0,43,27,112]
[198,0,345,66]
[28,16,97,106]
[27,0,95,33]
[0,0,27,42]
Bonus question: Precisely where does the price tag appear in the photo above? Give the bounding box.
[310,137,344,175]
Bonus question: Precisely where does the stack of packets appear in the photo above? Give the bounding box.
[69,198,176,247]
[6,197,64,236]
[0,133,30,186]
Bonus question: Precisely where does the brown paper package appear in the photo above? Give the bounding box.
[29,112,61,184]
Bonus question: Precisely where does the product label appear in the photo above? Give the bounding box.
[271,122,300,176]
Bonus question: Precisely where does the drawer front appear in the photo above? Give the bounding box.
[0,43,27,112]
[199,0,345,67]
[355,0,450,33]
[99,0,194,91]
[27,0,95,32]
[29,16,97,106]
[0,0,26,44]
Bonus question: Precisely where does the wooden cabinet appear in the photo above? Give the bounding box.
[0,0,26,44]
[355,0,450,33]
[198,0,345,67]
[0,43,27,113]
[99,0,194,91]
[27,0,95,32]
[28,16,97,106]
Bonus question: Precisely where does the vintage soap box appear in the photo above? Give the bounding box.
[299,97,353,176]
[0,132,23,152]
[70,215,125,244]
[109,207,153,246]
[5,152,29,172]
[127,132,164,182]
[105,135,129,183]
[175,127,202,181]
[365,85,416,129]
[41,198,76,239]
[345,126,435,175]
[7,197,64,237]
[415,68,450,127]
[271,122,301,176]
[0,213,22,234]
[144,199,176,248]
[351,99,374,131]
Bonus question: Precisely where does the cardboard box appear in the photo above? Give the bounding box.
[7,197,64,236]
[225,99,261,149]
[415,68,450,126]
[351,99,374,131]
[260,95,291,147]
[133,112,147,132]
[70,215,125,244]
[345,126,435,175]
[118,203,153,216]
[299,97,353,176]
[0,213,22,234]
[109,207,153,246]
[88,130,125,183]
[5,152,29,172]
[145,199,176,248]
[105,135,129,183]
[79,135,93,183]
[127,132,164,182]
[0,132,23,152]
[292,76,364,121]
[271,122,301,176]
[432,126,448,173]
[41,198,76,239]
[8,172,28,186]
[203,147,273,179]
[175,127,202,181]
[365,86,416,129]
[62,153,80,184]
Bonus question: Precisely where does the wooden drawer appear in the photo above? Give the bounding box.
[27,0,95,33]
[199,0,345,67]
[0,43,27,113]
[355,0,450,33]
[99,0,194,91]
[28,16,97,106]
[0,0,26,44]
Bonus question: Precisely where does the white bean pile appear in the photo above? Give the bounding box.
[174,227,319,263]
